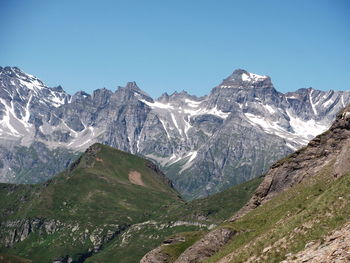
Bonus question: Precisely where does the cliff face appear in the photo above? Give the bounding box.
[281,222,350,263]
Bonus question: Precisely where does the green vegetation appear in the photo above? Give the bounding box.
[166,177,263,223]
[0,253,32,263]
[204,165,350,262]
[0,143,261,263]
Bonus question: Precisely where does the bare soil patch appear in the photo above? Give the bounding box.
[128,171,145,187]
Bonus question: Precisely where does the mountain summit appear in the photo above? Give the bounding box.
[219,69,271,88]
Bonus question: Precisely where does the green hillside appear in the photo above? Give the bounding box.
[205,170,350,262]
[0,143,260,263]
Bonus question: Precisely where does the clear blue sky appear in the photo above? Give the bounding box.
[1,0,349,97]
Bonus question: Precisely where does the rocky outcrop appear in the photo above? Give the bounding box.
[0,217,125,262]
[0,218,62,247]
[282,221,350,263]
[141,246,170,263]
[231,104,350,221]
[141,235,187,263]
[173,228,235,263]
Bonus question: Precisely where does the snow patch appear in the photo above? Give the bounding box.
[242,72,267,82]
[139,99,174,109]
[171,113,182,135]
[264,104,276,114]
[309,89,318,115]
[184,106,230,119]
[244,111,328,147]
[184,98,202,108]
[323,98,334,108]
[18,78,45,92]
[180,151,198,173]
[49,91,66,107]
[159,118,171,140]
[0,99,22,137]
[287,110,328,139]
[183,116,192,138]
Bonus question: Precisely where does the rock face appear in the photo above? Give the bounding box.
[140,235,186,263]
[1,66,350,198]
[141,228,235,263]
[231,104,350,221]
[282,222,350,263]
[173,228,235,263]
[0,141,79,183]
[0,218,62,248]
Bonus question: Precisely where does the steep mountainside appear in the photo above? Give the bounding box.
[0,143,260,263]
[146,104,350,262]
[0,142,79,183]
[1,66,349,198]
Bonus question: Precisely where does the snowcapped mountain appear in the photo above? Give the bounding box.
[0,67,69,144]
[0,66,349,198]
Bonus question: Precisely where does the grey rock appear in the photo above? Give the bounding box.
[0,218,61,247]
[174,228,235,263]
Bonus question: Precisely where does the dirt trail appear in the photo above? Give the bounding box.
[128,171,145,186]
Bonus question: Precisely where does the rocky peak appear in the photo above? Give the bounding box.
[71,91,91,103]
[0,66,44,87]
[157,92,170,103]
[51,85,64,92]
[125,81,139,90]
[219,69,272,88]
[125,81,146,95]
[168,90,201,102]
[117,81,151,101]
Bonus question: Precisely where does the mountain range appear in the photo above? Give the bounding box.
[1,66,349,199]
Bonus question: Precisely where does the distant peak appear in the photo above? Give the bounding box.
[229,69,268,82]
[219,69,272,88]
[125,81,139,90]
[1,66,30,77]
[121,81,151,98]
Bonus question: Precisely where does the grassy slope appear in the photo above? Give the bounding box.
[85,177,262,263]
[0,253,32,263]
[0,144,181,262]
[0,144,261,263]
[165,176,263,223]
[204,164,350,262]
[13,144,180,221]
